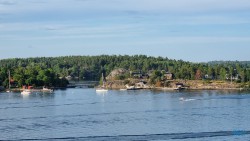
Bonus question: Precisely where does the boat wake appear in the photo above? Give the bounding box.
[179,97,196,102]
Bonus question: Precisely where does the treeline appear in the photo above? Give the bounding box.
[0,55,250,87]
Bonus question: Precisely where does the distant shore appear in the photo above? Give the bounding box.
[104,79,250,91]
[1,79,250,92]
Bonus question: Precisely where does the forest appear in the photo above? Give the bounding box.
[0,55,250,88]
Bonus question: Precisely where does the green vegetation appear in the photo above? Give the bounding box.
[0,55,250,88]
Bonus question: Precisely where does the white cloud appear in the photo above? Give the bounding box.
[132,36,250,46]
[0,0,15,5]
[2,0,250,14]
[0,22,145,41]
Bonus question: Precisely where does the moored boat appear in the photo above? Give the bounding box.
[21,89,31,95]
[96,72,108,92]
[125,84,141,90]
[120,88,127,91]
[42,87,54,93]
[96,88,108,92]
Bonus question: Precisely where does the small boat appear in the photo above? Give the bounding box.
[21,89,31,95]
[125,85,140,90]
[96,88,108,92]
[174,83,186,90]
[120,88,127,91]
[96,72,108,92]
[42,87,54,93]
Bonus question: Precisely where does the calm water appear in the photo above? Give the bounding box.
[1,89,250,140]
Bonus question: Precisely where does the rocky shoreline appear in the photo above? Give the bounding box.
[104,79,250,91]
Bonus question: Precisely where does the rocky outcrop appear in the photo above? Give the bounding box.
[106,68,128,80]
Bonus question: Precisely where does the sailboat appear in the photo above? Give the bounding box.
[21,89,31,95]
[6,70,11,93]
[96,72,108,92]
[42,86,54,93]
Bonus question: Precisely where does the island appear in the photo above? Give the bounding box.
[0,55,250,91]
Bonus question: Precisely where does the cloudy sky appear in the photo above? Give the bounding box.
[0,0,250,62]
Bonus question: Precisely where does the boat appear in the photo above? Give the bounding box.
[125,84,140,90]
[96,88,108,92]
[174,83,186,90]
[42,87,54,93]
[120,88,127,91]
[21,89,31,95]
[96,72,108,92]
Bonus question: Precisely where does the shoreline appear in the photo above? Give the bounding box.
[1,87,250,93]
[104,79,250,91]
[158,87,248,91]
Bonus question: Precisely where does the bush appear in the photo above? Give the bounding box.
[124,80,130,85]
[115,75,126,80]
[155,81,163,87]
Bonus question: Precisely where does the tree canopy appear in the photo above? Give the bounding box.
[0,55,250,88]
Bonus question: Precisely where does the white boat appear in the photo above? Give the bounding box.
[96,88,108,92]
[120,88,127,91]
[125,85,140,90]
[42,87,54,93]
[96,72,108,92]
[21,89,31,95]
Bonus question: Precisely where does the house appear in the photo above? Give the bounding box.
[205,74,213,79]
[226,74,240,81]
[131,71,143,78]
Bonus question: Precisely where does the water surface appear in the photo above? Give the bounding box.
[0,89,250,140]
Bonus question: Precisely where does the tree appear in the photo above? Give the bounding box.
[220,68,227,80]
[0,55,250,87]
[195,69,202,80]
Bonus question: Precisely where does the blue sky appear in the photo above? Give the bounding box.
[0,0,250,62]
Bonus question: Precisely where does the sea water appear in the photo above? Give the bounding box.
[0,89,250,140]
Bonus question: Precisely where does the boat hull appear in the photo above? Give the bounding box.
[21,90,31,95]
[96,89,108,92]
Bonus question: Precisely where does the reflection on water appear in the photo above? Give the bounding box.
[0,89,250,140]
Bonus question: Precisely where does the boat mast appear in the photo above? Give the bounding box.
[8,70,11,90]
[102,72,105,87]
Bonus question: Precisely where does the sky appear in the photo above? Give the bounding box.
[0,0,250,62]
